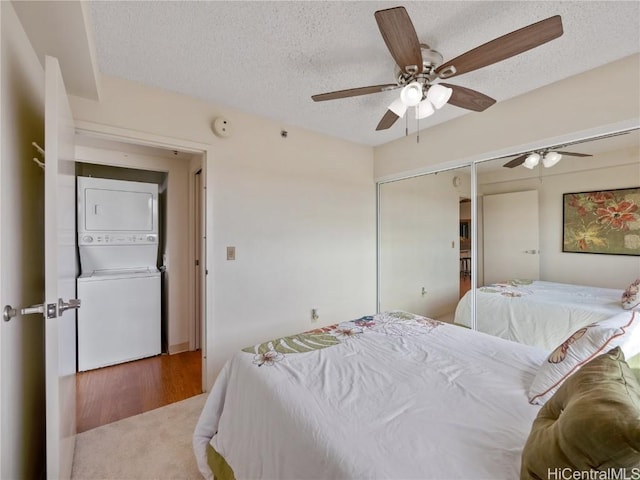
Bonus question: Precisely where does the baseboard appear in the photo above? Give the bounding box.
[169,342,190,354]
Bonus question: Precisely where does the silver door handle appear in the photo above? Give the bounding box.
[3,302,57,321]
[524,249,539,254]
[3,305,31,321]
[58,298,81,313]
[22,305,45,315]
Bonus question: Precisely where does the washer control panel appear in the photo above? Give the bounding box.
[79,233,158,246]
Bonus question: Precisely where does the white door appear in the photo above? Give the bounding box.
[44,55,78,479]
[194,169,203,350]
[482,190,540,285]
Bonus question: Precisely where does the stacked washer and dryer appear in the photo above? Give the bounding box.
[77,177,161,371]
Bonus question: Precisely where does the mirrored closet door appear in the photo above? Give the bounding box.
[378,128,640,349]
[378,165,472,323]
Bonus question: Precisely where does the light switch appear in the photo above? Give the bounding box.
[226,246,236,261]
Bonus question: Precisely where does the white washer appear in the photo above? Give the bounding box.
[77,269,161,371]
[76,177,161,371]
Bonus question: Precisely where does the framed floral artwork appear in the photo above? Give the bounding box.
[563,187,640,255]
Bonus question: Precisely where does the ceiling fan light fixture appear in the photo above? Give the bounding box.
[426,84,453,109]
[523,153,541,169]
[543,151,562,168]
[313,11,564,134]
[400,82,423,107]
[415,99,435,119]
[388,98,407,117]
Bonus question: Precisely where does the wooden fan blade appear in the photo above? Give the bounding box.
[375,7,423,75]
[435,15,563,79]
[312,84,398,102]
[440,83,496,112]
[554,151,593,157]
[503,154,528,168]
[376,109,400,130]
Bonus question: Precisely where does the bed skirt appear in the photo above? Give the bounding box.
[206,444,235,480]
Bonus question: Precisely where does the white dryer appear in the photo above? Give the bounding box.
[77,177,161,371]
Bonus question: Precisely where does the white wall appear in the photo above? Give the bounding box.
[69,75,377,387]
[74,145,193,353]
[478,147,640,288]
[379,169,465,318]
[374,54,640,180]
[0,2,46,477]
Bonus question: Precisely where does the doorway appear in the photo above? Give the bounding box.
[73,133,207,429]
[459,198,471,299]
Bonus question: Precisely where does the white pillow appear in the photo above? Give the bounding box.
[528,310,640,405]
[622,278,640,310]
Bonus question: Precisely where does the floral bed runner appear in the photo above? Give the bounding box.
[242,311,442,367]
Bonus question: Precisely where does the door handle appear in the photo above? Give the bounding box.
[3,302,57,322]
[58,298,81,314]
[523,249,539,254]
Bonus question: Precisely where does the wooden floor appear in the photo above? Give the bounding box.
[76,350,202,433]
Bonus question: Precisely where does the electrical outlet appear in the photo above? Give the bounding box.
[226,246,235,261]
[311,308,319,322]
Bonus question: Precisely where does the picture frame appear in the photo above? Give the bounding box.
[562,187,640,255]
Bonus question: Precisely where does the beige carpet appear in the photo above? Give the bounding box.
[72,393,208,480]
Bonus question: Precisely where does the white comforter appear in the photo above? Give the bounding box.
[193,312,548,480]
[455,280,623,350]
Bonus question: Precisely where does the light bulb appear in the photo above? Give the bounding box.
[387,98,407,117]
[426,84,453,109]
[523,153,541,169]
[415,99,434,119]
[400,82,423,107]
[542,152,562,168]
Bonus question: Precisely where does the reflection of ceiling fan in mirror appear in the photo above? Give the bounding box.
[503,150,593,169]
[311,6,563,131]
[502,130,635,169]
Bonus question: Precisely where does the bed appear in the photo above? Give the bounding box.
[193,311,550,479]
[193,310,640,479]
[454,280,624,350]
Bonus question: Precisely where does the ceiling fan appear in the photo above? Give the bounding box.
[503,149,592,169]
[311,7,563,131]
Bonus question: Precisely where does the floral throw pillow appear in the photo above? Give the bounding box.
[622,279,640,310]
[528,311,640,405]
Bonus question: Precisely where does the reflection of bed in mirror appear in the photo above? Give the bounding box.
[454,280,624,350]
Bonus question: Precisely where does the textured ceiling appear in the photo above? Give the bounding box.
[88,1,640,147]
